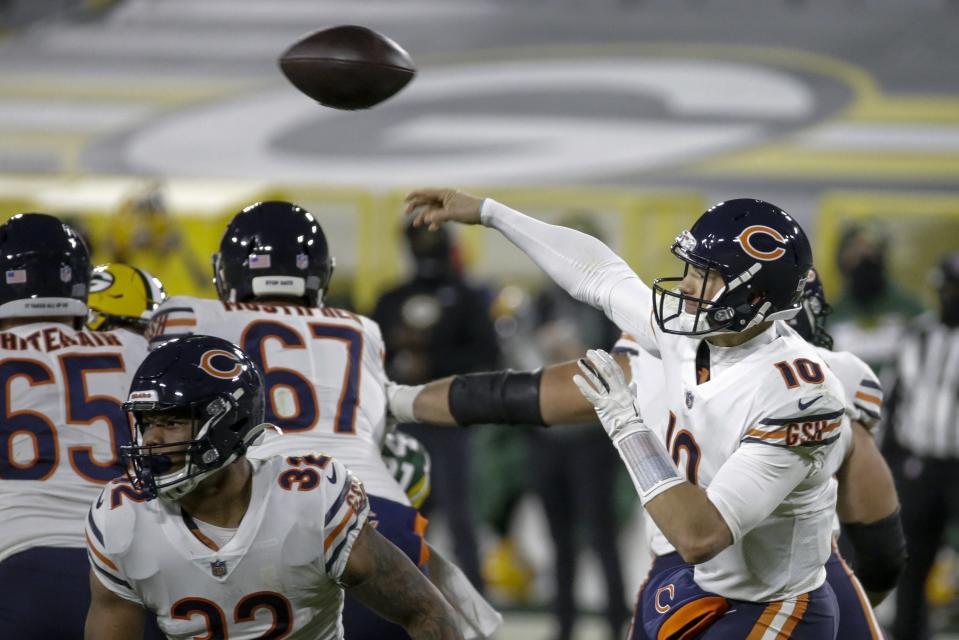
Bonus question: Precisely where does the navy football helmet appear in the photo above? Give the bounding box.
[787,268,834,350]
[0,213,91,321]
[652,199,813,337]
[121,335,267,500]
[214,201,335,307]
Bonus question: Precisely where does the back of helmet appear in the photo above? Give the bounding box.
[214,201,335,307]
[0,213,91,323]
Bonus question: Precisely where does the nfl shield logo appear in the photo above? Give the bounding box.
[685,391,694,409]
[210,560,227,578]
[296,253,309,270]
[60,265,72,282]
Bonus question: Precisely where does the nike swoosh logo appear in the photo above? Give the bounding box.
[326,465,337,484]
[798,395,822,411]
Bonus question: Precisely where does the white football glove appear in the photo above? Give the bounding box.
[572,349,646,442]
[573,349,684,505]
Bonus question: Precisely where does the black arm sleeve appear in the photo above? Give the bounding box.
[448,369,544,427]
[844,509,908,593]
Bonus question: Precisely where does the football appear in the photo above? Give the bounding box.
[278,25,416,110]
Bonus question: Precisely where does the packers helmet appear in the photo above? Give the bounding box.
[87,263,166,332]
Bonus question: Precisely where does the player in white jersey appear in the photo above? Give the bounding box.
[389,273,904,638]
[615,276,901,638]
[400,190,853,637]
[0,214,153,639]
[145,201,499,639]
[85,335,462,640]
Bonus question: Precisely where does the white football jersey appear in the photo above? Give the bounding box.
[146,297,407,504]
[86,454,369,640]
[0,322,147,563]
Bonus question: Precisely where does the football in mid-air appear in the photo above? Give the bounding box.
[278,25,416,110]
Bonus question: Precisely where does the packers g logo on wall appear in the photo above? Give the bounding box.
[734,225,787,261]
[198,349,243,379]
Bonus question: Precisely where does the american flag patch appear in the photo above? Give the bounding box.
[5,269,26,284]
[249,254,271,270]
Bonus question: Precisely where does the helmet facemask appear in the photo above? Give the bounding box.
[122,389,265,501]
[652,230,795,338]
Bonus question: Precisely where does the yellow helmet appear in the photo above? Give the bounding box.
[86,263,166,332]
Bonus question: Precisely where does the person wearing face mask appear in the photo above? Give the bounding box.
[372,222,501,592]
[882,250,959,639]
[829,222,924,377]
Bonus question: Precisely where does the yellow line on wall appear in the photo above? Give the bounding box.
[693,146,959,180]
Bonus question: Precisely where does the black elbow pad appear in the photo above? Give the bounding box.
[843,509,907,593]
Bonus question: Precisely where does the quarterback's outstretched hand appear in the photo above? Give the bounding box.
[405,189,484,231]
[573,349,645,441]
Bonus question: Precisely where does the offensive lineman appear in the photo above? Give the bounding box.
[401,190,853,636]
[0,214,151,638]
[144,201,498,639]
[389,273,904,638]
[84,335,462,640]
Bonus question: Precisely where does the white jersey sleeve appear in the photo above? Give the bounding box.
[318,457,371,582]
[816,347,883,430]
[482,199,660,356]
[85,480,145,604]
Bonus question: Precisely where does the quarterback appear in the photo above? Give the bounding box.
[400,189,858,637]
[84,335,461,640]
[391,272,904,638]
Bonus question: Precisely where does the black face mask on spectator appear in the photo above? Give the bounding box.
[933,252,959,327]
[847,254,888,304]
[406,225,452,282]
[941,290,959,327]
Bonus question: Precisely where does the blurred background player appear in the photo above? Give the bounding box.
[475,286,536,604]
[382,430,432,510]
[528,212,629,640]
[145,201,499,640]
[373,222,501,592]
[86,262,166,334]
[107,181,211,296]
[0,214,153,638]
[829,221,925,377]
[883,250,959,640]
[85,335,463,640]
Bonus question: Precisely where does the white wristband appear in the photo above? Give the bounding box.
[613,429,685,505]
[386,382,425,423]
